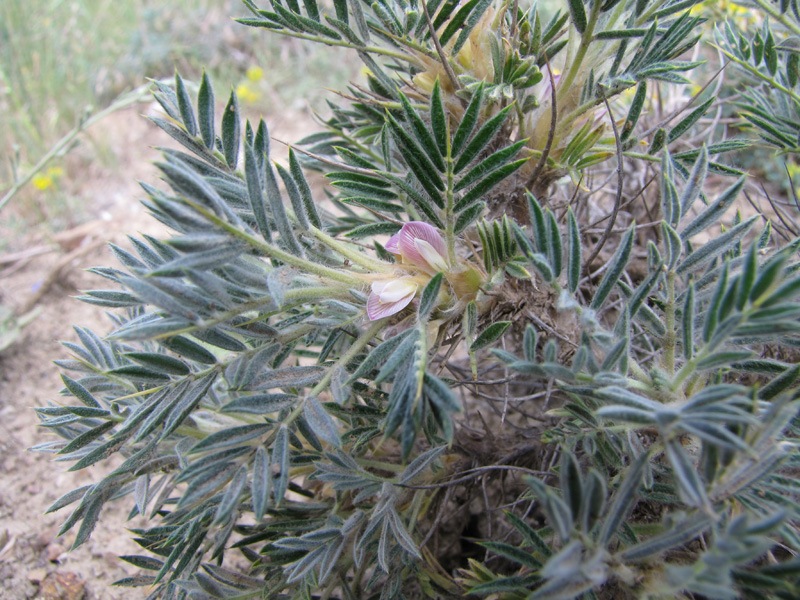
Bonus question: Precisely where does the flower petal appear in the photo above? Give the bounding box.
[367,283,417,321]
[384,233,401,255]
[378,279,418,303]
[414,239,450,273]
[397,221,448,273]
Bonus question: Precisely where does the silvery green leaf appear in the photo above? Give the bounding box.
[661,221,683,270]
[159,337,215,367]
[71,494,104,550]
[265,159,304,255]
[560,451,582,520]
[677,216,758,275]
[596,386,662,411]
[118,277,198,322]
[418,272,443,320]
[60,374,101,408]
[330,366,350,405]
[57,421,116,456]
[255,365,325,389]
[545,209,563,278]
[680,143,708,215]
[453,105,514,173]
[736,242,758,311]
[177,462,238,510]
[590,223,635,310]
[160,373,217,440]
[289,148,322,228]
[680,175,747,240]
[579,469,607,533]
[470,321,511,352]
[222,89,240,168]
[245,143,271,241]
[682,283,695,360]
[272,425,290,507]
[348,329,414,383]
[213,465,248,526]
[45,485,91,515]
[480,542,541,569]
[400,446,445,484]
[619,514,711,560]
[661,151,681,227]
[189,423,271,454]
[599,453,648,545]
[596,406,656,424]
[134,475,149,517]
[303,396,341,448]
[452,82,484,156]
[665,439,708,508]
[523,324,538,362]
[568,0,587,32]
[680,421,750,452]
[566,208,581,293]
[198,70,215,149]
[123,352,190,376]
[758,364,800,400]
[375,330,419,384]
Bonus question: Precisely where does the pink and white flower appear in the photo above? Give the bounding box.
[366,221,450,321]
[384,221,449,275]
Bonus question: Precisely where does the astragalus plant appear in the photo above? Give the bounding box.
[36,0,800,598]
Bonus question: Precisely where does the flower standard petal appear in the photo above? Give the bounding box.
[367,279,418,320]
[397,221,449,273]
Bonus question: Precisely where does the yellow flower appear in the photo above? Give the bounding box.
[246,66,264,82]
[32,174,53,191]
[47,166,64,178]
[235,83,260,105]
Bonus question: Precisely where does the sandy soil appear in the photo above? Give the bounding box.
[0,104,316,599]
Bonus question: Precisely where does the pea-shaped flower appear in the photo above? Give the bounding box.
[366,221,450,321]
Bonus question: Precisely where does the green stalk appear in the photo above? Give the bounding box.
[267,321,384,436]
[714,45,800,104]
[664,270,677,375]
[188,201,365,286]
[0,84,151,212]
[748,0,800,36]
[252,27,423,63]
[309,319,385,397]
[308,225,391,272]
[557,1,602,105]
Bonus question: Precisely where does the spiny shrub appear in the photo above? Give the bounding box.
[37,0,800,598]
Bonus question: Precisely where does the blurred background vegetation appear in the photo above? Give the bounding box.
[0,0,357,244]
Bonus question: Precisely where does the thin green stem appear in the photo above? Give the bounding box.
[308,225,391,272]
[310,319,385,397]
[0,84,151,212]
[260,27,420,63]
[714,45,800,105]
[188,201,365,286]
[557,1,602,105]
[749,0,800,36]
[664,270,677,375]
